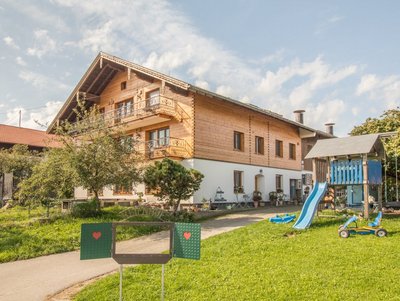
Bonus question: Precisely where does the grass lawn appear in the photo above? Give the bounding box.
[0,206,165,263]
[75,213,400,301]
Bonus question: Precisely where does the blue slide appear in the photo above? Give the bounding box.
[293,182,327,230]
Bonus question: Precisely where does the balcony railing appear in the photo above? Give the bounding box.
[135,137,191,159]
[106,95,177,125]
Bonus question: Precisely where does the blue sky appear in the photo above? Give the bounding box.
[0,0,399,136]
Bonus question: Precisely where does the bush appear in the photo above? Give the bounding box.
[71,200,99,218]
[166,210,195,223]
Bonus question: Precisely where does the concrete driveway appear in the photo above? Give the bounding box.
[0,206,298,301]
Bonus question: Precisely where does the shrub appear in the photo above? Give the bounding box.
[71,200,99,218]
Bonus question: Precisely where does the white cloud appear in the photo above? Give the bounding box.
[356,74,400,109]
[3,36,20,49]
[27,30,57,58]
[19,70,70,91]
[5,101,63,129]
[15,56,27,66]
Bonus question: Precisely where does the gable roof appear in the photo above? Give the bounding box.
[304,134,385,159]
[47,52,330,137]
[0,124,58,149]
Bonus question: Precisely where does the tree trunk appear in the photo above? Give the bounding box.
[94,190,100,212]
[46,205,50,218]
[173,199,181,213]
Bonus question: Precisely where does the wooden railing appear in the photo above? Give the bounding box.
[135,137,191,159]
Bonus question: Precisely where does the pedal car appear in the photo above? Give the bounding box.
[338,212,387,238]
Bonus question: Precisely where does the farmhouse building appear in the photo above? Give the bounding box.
[48,52,332,205]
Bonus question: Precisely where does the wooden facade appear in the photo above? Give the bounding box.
[49,52,325,203]
[194,94,302,171]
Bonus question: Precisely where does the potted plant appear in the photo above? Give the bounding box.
[252,191,262,208]
[269,191,277,206]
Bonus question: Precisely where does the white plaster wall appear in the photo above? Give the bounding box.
[183,158,303,203]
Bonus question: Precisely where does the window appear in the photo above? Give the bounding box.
[234,170,244,193]
[255,136,264,155]
[121,81,127,90]
[146,89,160,106]
[114,183,132,195]
[234,131,244,151]
[275,140,283,157]
[116,98,133,120]
[148,128,170,148]
[289,143,296,160]
[276,175,283,191]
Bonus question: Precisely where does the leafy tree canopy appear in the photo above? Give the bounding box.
[54,100,141,204]
[350,108,400,157]
[0,144,40,199]
[18,148,76,217]
[143,158,204,212]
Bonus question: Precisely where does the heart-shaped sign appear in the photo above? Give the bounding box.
[92,231,102,240]
[183,232,191,240]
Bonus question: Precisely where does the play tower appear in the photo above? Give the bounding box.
[304,134,385,219]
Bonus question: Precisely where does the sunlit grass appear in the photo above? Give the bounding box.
[75,213,400,301]
[0,206,160,263]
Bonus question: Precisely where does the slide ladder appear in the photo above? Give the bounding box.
[293,182,328,230]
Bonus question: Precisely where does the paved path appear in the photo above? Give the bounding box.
[0,206,298,301]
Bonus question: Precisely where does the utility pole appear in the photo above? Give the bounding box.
[18,110,21,127]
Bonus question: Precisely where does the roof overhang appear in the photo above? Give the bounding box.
[48,52,324,137]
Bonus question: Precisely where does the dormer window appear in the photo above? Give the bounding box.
[121,81,127,90]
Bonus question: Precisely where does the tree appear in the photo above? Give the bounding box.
[350,107,400,161]
[351,108,400,201]
[0,144,40,202]
[54,100,141,210]
[143,158,204,212]
[18,148,76,218]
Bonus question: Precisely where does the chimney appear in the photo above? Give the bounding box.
[293,110,305,124]
[325,122,335,135]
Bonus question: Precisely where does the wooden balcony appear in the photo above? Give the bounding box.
[75,95,185,131]
[136,137,191,159]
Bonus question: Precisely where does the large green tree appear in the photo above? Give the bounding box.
[143,158,204,212]
[350,108,400,201]
[0,144,40,202]
[54,100,141,209]
[18,148,76,217]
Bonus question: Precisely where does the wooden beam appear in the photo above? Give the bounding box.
[93,69,116,95]
[363,154,369,219]
[128,68,131,80]
[100,57,103,69]
[87,65,109,94]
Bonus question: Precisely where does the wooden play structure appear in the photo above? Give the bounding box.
[305,134,385,219]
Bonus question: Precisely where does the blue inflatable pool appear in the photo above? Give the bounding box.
[269,214,296,224]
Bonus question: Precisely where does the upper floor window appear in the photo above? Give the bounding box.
[275,140,283,157]
[234,131,244,151]
[121,81,127,90]
[255,136,264,155]
[116,98,133,119]
[149,127,170,148]
[146,89,160,107]
[289,143,296,160]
